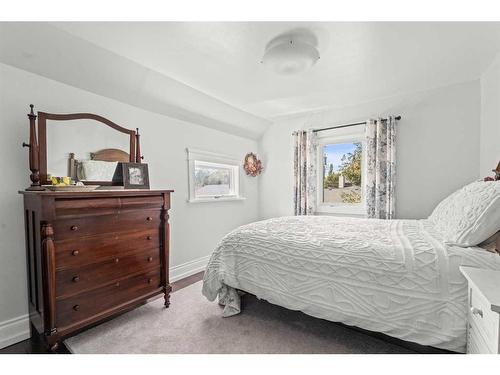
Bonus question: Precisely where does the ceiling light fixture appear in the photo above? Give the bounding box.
[261,31,320,75]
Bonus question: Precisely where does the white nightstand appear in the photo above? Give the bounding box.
[460,266,500,354]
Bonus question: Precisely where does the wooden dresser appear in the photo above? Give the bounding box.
[20,189,173,351]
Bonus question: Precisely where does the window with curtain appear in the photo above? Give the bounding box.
[316,125,366,215]
[293,116,397,218]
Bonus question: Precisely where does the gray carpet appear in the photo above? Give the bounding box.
[65,281,417,354]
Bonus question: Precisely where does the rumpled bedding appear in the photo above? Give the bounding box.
[202,216,500,352]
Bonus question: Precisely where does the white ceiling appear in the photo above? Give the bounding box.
[54,22,500,118]
[1,22,500,138]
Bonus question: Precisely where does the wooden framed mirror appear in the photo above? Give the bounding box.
[22,105,142,189]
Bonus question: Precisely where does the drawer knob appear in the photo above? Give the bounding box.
[146,235,152,240]
[73,304,80,311]
[148,278,153,284]
[72,276,80,283]
[114,258,120,263]
[146,216,153,221]
[147,256,153,262]
[470,306,483,318]
[70,225,78,231]
[115,282,120,287]
[72,250,79,256]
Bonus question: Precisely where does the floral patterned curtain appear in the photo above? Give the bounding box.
[293,129,318,215]
[365,117,397,219]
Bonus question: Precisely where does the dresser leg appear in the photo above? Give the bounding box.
[46,336,59,352]
[49,341,59,352]
[164,284,172,308]
[45,328,59,352]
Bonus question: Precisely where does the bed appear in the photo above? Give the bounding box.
[202,180,500,353]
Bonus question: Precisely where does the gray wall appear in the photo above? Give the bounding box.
[480,52,500,177]
[0,63,260,347]
[259,80,481,220]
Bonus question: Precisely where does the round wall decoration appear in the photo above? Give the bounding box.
[243,152,263,177]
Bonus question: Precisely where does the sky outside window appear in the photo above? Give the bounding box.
[323,142,358,174]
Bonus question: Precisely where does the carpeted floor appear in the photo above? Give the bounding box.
[65,281,418,354]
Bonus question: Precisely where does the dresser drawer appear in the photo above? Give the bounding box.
[53,209,161,240]
[469,285,500,353]
[55,195,164,217]
[55,228,160,270]
[467,320,493,354]
[56,269,161,329]
[56,248,160,298]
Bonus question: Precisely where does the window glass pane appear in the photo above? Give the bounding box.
[194,162,232,196]
[322,142,362,204]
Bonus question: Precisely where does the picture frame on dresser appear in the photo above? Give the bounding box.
[122,162,150,189]
[19,105,173,351]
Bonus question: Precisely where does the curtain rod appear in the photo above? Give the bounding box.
[311,115,401,133]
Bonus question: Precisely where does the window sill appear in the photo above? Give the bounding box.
[187,197,246,204]
[316,204,366,217]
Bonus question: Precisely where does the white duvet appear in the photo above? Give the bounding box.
[202,216,500,352]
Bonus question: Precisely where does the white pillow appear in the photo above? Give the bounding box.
[428,180,500,247]
[77,160,119,182]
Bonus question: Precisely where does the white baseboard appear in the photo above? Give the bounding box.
[170,255,209,282]
[0,314,30,350]
[0,256,209,349]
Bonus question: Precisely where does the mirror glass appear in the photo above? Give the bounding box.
[46,119,130,181]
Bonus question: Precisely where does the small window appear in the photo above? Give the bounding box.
[187,149,243,203]
[194,161,234,198]
[316,128,365,215]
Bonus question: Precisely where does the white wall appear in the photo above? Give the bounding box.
[260,80,481,220]
[480,52,500,177]
[0,63,260,348]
